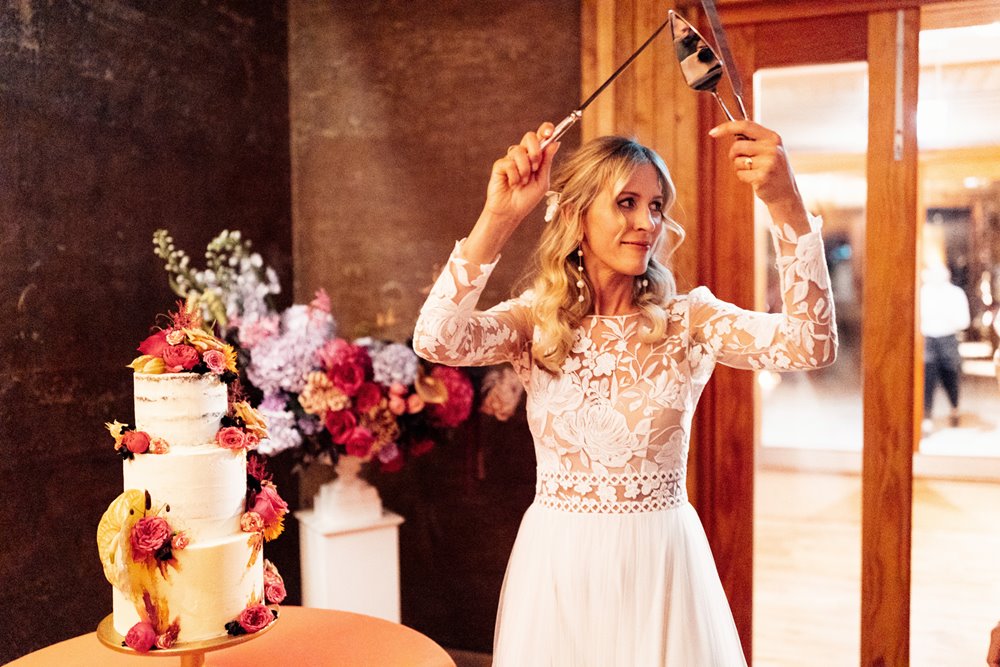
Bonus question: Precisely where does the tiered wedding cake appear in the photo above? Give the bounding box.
[97,308,287,652]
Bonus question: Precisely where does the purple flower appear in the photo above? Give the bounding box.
[371,343,419,387]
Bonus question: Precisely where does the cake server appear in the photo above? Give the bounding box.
[540,13,672,150]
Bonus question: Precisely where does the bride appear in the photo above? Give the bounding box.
[413,120,836,665]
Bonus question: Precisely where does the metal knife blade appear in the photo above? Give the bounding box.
[699,0,748,118]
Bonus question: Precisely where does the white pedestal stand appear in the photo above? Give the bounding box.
[296,457,405,622]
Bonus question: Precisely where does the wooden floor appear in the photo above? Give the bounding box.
[754,469,1000,666]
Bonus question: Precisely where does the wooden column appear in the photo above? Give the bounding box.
[861,8,919,666]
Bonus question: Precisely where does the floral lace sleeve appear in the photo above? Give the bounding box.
[689,215,837,371]
[413,240,533,367]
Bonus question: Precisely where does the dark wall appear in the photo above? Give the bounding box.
[0,2,292,662]
[288,0,580,652]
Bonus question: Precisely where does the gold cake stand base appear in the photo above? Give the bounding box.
[96,610,278,666]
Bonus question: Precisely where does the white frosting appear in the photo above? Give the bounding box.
[123,446,246,542]
[134,373,227,448]
[112,532,264,642]
[111,372,267,644]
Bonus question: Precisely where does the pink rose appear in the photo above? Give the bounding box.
[316,338,354,369]
[148,437,170,454]
[378,442,403,473]
[171,532,189,551]
[263,566,286,604]
[237,604,274,634]
[240,511,265,533]
[124,621,157,652]
[389,382,407,397]
[251,483,288,525]
[328,362,364,396]
[388,395,407,416]
[203,349,227,374]
[161,344,199,372]
[122,430,151,454]
[137,330,169,357]
[354,382,383,412]
[216,426,247,450]
[130,516,172,561]
[406,394,425,414]
[343,426,375,459]
[324,409,357,444]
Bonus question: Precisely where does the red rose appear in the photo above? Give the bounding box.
[130,516,172,561]
[428,366,474,427]
[327,362,364,396]
[264,567,286,604]
[125,621,157,652]
[251,482,288,525]
[410,438,435,457]
[122,430,151,454]
[137,331,169,358]
[216,426,247,450]
[324,409,357,444]
[237,604,274,634]
[354,382,383,413]
[343,426,375,458]
[161,344,199,372]
[203,349,227,374]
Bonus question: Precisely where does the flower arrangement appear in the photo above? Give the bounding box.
[129,302,239,380]
[152,229,484,475]
[248,315,475,472]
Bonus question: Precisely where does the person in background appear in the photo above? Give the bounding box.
[988,620,1000,667]
[920,263,971,430]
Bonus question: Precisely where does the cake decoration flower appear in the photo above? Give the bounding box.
[225,603,277,636]
[124,621,157,653]
[263,560,286,604]
[129,302,238,382]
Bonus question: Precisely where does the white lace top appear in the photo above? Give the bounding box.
[413,218,836,514]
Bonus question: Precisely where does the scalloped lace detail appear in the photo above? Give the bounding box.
[535,468,687,514]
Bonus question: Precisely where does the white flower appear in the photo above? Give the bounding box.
[592,352,617,377]
[596,484,617,504]
[543,190,561,222]
[793,231,830,290]
[552,402,641,468]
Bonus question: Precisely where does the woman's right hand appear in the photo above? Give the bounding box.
[481,122,561,230]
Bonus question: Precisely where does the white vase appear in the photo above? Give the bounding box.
[312,455,383,529]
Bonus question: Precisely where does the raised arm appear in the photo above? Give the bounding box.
[413,123,561,367]
[690,120,838,371]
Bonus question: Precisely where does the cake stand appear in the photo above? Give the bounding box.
[96,610,278,666]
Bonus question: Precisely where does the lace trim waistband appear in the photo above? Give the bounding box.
[533,468,687,514]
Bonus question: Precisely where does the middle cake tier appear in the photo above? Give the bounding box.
[123,445,246,542]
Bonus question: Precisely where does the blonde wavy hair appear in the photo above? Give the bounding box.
[526,136,685,374]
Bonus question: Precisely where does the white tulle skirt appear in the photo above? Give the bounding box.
[493,502,747,667]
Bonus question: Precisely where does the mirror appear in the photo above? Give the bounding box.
[668,10,743,122]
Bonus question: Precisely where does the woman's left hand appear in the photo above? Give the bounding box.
[709,120,802,209]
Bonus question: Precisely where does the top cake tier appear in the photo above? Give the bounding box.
[134,373,228,447]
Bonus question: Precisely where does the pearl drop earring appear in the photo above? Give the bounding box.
[576,247,585,303]
[641,278,649,289]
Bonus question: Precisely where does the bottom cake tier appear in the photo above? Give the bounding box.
[112,531,264,643]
